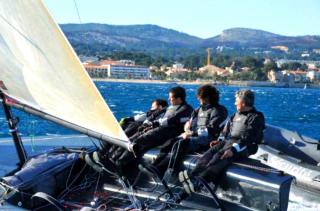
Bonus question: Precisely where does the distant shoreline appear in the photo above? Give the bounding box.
[93,78,204,85]
[93,78,320,88]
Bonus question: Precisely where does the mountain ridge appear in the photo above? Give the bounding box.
[60,23,320,57]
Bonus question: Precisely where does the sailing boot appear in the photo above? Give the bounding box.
[178,170,203,194]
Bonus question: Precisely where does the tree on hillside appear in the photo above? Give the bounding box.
[242,56,264,68]
[213,54,233,68]
[150,70,167,80]
[282,62,308,71]
[252,68,267,81]
[263,60,280,73]
[152,56,172,68]
[183,55,204,70]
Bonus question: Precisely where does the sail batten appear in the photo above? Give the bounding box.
[0,0,129,147]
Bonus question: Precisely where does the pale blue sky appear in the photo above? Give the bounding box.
[44,0,320,38]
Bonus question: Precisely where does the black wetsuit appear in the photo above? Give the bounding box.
[191,107,265,184]
[108,108,167,161]
[152,103,228,176]
[116,102,194,170]
[124,108,167,138]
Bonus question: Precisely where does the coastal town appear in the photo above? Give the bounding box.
[81,48,320,88]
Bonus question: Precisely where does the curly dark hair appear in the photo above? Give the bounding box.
[197,84,219,105]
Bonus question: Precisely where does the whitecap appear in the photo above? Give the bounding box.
[45,133,60,136]
[289,190,320,210]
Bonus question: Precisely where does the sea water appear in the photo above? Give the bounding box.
[0,81,319,210]
[1,82,319,139]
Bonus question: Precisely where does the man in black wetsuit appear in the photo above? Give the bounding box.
[120,98,168,138]
[179,89,265,195]
[143,84,228,177]
[103,99,168,163]
[113,86,193,174]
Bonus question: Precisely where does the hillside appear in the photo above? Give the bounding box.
[60,24,320,58]
[203,28,320,48]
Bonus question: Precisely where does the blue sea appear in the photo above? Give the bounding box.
[0,81,319,140]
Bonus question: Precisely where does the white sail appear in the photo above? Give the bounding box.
[0,0,129,147]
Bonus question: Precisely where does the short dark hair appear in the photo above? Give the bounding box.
[169,86,186,102]
[197,84,219,105]
[236,89,255,107]
[153,99,168,108]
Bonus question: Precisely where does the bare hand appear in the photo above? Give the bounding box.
[181,132,191,140]
[220,150,233,159]
[184,120,191,132]
[209,140,218,148]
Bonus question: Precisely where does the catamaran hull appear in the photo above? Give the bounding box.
[143,149,293,211]
[250,125,320,194]
[263,125,320,165]
[252,145,320,194]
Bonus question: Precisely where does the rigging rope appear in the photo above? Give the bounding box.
[72,0,91,57]
[28,119,37,152]
[73,0,82,23]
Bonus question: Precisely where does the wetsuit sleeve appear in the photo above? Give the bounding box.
[206,106,228,139]
[188,108,200,136]
[146,108,166,122]
[158,104,193,127]
[231,113,265,155]
[133,113,147,122]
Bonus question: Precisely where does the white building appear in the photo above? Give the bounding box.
[268,70,283,82]
[108,65,150,79]
[172,63,184,69]
[84,60,150,79]
[307,71,320,82]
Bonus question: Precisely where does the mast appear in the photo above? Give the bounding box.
[0,91,27,166]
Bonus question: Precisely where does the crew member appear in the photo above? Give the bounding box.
[120,98,168,138]
[179,89,265,196]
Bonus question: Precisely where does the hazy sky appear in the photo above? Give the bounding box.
[44,0,320,38]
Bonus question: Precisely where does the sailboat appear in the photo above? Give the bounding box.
[0,0,316,210]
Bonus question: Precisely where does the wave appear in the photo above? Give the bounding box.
[45,133,61,136]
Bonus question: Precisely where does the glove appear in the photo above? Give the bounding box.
[119,117,129,126]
